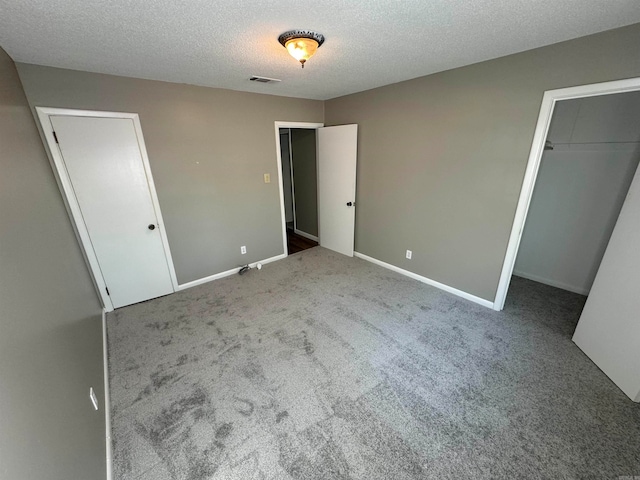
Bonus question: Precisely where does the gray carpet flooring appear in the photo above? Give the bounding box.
[107,247,640,480]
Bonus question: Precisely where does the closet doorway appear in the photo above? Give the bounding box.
[279,126,320,254]
[496,78,640,310]
[510,91,640,297]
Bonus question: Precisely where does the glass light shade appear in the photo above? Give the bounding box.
[285,37,319,65]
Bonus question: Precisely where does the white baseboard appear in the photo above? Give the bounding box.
[294,229,319,242]
[512,270,589,296]
[354,251,495,309]
[102,309,113,480]
[177,253,287,291]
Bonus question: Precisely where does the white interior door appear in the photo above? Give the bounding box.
[47,114,175,309]
[317,124,358,256]
[572,161,640,402]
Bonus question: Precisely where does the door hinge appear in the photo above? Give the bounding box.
[106,287,110,296]
[53,131,59,144]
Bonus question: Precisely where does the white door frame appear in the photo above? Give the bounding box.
[36,107,179,311]
[278,128,300,234]
[494,77,640,311]
[274,121,324,256]
[285,129,297,232]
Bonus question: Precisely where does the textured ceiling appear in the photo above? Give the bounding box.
[1,0,640,100]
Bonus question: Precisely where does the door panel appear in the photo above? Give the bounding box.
[572,161,640,402]
[51,115,174,308]
[317,125,358,257]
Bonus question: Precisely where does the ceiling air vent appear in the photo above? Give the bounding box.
[250,76,281,84]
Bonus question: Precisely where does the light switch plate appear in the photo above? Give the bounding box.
[264,173,271,183]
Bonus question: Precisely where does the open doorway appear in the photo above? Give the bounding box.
[495,79,640,311]
[275,121,358,258]
[274,121,323,256]
[279,127,319,254]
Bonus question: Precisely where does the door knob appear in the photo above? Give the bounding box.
[346,202,355,207]
[148,224,156,230]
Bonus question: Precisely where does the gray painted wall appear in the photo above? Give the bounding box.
[291,129,318,237]
[324,23,640,302]
[514,93,640,295]
[16,64,324,284]
[0,48,105,480]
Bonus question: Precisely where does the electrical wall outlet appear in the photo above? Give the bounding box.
[406,250,412,260]
[89,387,98,411]
[264,173,271,183]
[241,246,247,254]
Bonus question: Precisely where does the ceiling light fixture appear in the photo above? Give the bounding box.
[278,30,325,68]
